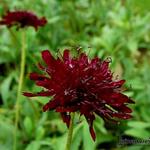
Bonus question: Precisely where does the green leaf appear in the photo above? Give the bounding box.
[50,119,67,133]
[35,126,45,140]
[126,145,143,150]
[51,134,67,150]
[24,117,33,136]
[0,116,14,149]
[131,0,150,12]
[0,74,13,105]
[127,39,138,53]
[140,107,150,122]
[125,128,150,139]
[71,123,83,150]
[127,121,150,129]
[83,121,96,150]
[94,117,107,134]
[25,141,41,150]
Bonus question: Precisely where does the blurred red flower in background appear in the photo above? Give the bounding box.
[23,49,134,141]
[0,10,47,30]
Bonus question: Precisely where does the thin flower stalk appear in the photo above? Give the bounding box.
[14,31,26,150]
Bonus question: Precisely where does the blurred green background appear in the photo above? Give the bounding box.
[0,0,150,150]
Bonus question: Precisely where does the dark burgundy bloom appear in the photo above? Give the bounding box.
[23,49,134,141]
[0,10,47,30]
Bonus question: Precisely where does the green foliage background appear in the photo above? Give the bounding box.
[0,0,150,150]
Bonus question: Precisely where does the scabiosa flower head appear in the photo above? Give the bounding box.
[23,49,134,141]
[0,10,47,30]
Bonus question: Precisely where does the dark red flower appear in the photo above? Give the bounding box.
[23,49,134,141]
[0,10,47,30]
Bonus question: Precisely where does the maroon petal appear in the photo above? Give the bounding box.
[23,91,52,97]
[79,53,88,66]
[90,126,96,141]
[113,105,132,113]
[30,72,49,81]
[112,113,132,119]
[56,106,78,112]
[38,63,45,70]
[85,114,96,141]
[43,100,58,112]
[110,80,125,88]
[91,57,99,65]
[42,50,55,67]
[109,93,134,106]
[63,49,70,61]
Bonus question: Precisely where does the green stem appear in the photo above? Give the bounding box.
[65,113,75,150]
[13,30,26,150]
